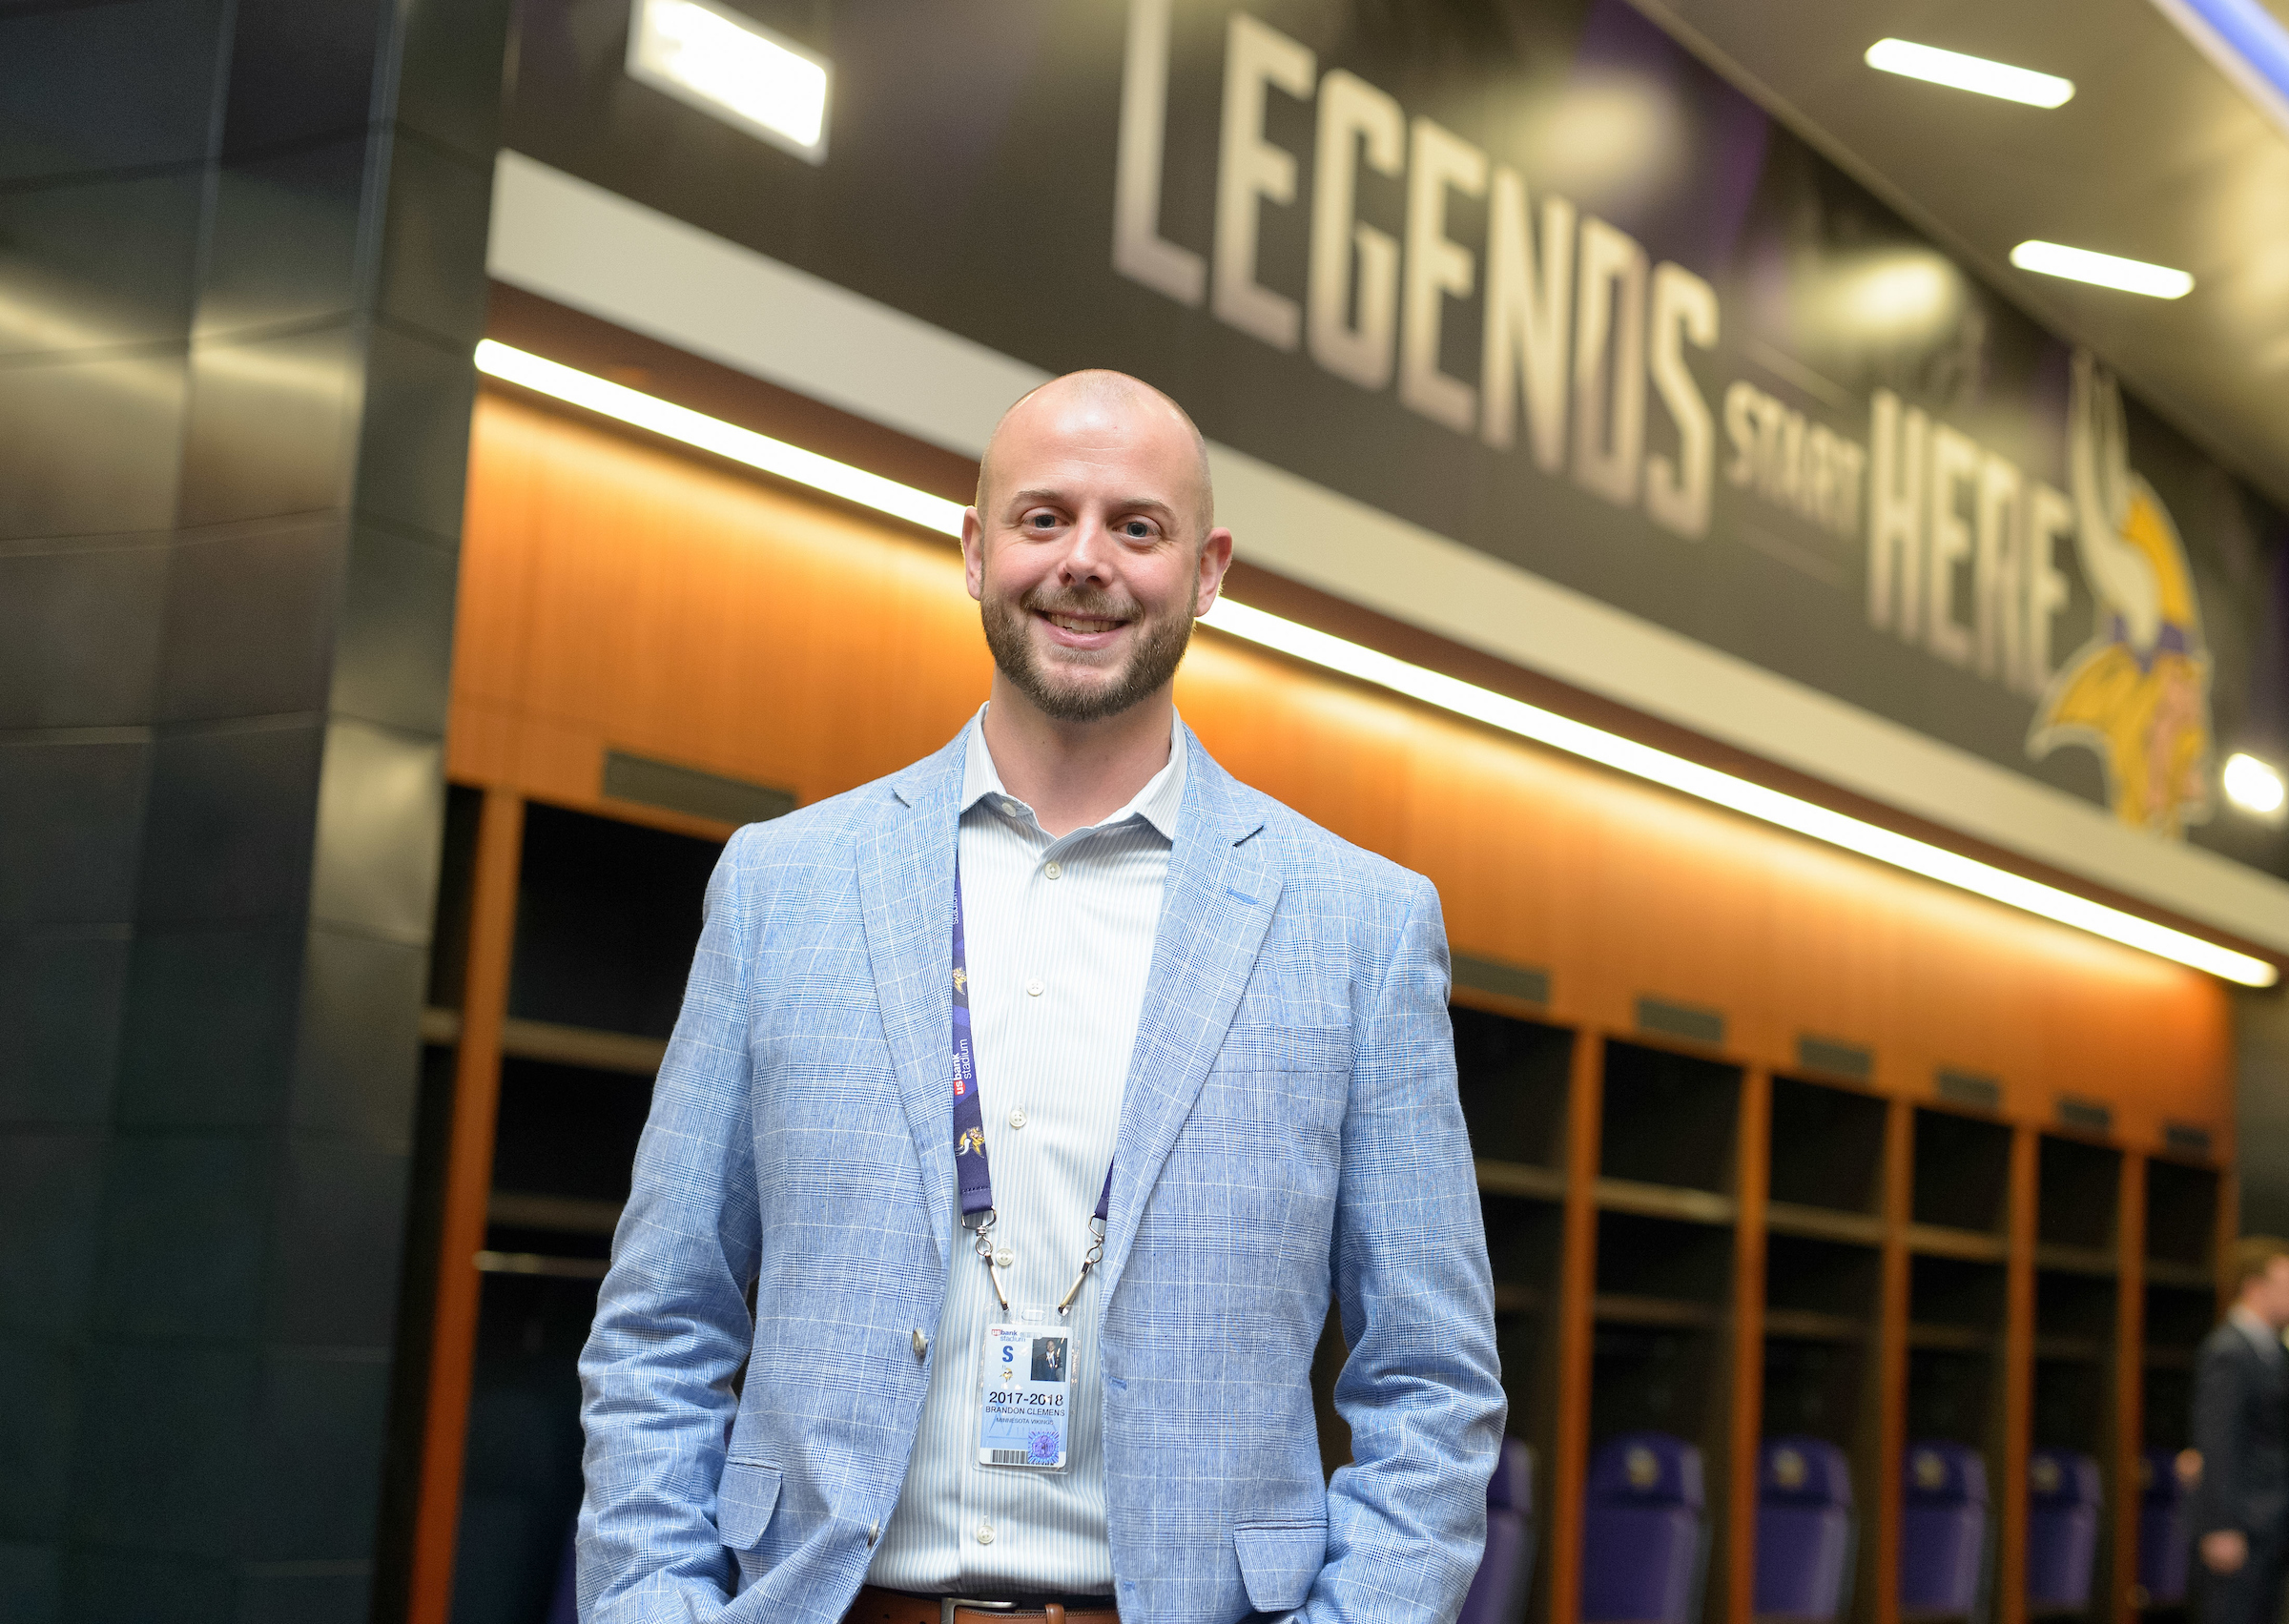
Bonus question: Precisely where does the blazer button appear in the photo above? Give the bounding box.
[912,1328,928,1358]
[867,1519,880,1548]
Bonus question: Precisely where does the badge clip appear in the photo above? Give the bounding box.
[970,1208,1011,1311]
[1054,1214,1107,1316]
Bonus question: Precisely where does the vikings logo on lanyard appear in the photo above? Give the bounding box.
[950,859,1110,1470]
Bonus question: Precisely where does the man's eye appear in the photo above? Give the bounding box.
[1027,513,1059,529]
[1122,521,1153,539]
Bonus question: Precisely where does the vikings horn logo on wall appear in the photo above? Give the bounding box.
[2028,351,2216,837]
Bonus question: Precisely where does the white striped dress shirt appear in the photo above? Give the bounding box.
[865,706,1188,1596]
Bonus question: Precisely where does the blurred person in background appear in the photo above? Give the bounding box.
[2190,1236,2289,1624]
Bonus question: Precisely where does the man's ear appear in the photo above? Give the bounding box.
[1195,525,1235,616]
[962,507,987,603]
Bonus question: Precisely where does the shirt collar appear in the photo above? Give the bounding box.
[2231,1305,2284,1361]
[959,704,1189,840]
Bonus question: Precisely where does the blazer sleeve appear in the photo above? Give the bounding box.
[2192,1329,2252,1538]
[1309,873,1508,1623]
[576,826,767,1624]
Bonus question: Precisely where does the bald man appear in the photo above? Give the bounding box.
[577,372,1503,1624]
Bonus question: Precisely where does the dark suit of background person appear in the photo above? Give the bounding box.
[2192,1238,2289,1624]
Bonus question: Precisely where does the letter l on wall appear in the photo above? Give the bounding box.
[1113,0,1205,305]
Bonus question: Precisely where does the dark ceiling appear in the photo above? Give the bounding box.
[1633,0,2289,512]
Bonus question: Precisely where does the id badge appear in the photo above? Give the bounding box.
[976,1319,1071,1470]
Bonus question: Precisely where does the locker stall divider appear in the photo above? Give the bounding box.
[1880,1097,1915,1624]
[1728,1067,1774,1624]
[2007,1127,2039,1624]
[2114,1156,2145,1624]
[1551,1023,1605,1624]
[411,790,527,1624]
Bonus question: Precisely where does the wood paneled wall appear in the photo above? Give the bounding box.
[450,388,2234,1148]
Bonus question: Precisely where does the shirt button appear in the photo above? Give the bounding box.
[1043,860,1062,879]
[1008,1108,1027,1130]
[1026,979,1043,997]
[994,1246,1015,1270]
[976,1520,996,1546]
[1000,799,1019,816]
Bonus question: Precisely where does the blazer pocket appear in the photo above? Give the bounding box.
[715,1459,782,1551]
[1233,1520,1328,1614]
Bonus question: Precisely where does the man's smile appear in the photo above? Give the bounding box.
[1034,606,1134,649]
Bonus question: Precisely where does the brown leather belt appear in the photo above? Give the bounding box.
[847,1585,1119,1624]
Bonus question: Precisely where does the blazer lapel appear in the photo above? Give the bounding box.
[856,728,969,1269]
[1098,737,1279,1300]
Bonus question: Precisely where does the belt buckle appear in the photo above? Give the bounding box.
[943,1601,1017,1623]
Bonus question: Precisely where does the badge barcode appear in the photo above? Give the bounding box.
[989,1449,1032,1466]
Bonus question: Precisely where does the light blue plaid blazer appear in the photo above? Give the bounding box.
[577,722,1504,1624]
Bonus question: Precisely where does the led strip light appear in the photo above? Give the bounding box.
[473,340,2278,987]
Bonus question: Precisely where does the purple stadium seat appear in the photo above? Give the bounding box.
[1755,1436,1856,1623]
[2026,1449,2101,1613]
[2135,1449,2189,1606]
[1582,1431,1706,1624]
[1459,1439,1537,1624]
[1900,1441,1988,1619]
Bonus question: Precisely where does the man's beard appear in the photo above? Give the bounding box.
[980,584,1196,723]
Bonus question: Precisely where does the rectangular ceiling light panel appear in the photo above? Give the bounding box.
[1865,38,2075,107]
[474,341,2278,988]
[626,0,831,162]
[2010,240,2196,298]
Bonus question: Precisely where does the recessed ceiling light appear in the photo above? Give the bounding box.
[625,0,832,164]
[473,339,2278,987]
[2226,752,2288,822]
[2009,240,2195,298]
[1865,38,2075,108]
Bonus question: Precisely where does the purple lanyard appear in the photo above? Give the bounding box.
[952,857,1111,1312]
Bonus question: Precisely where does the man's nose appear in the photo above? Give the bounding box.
[1055,517,1116,585]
